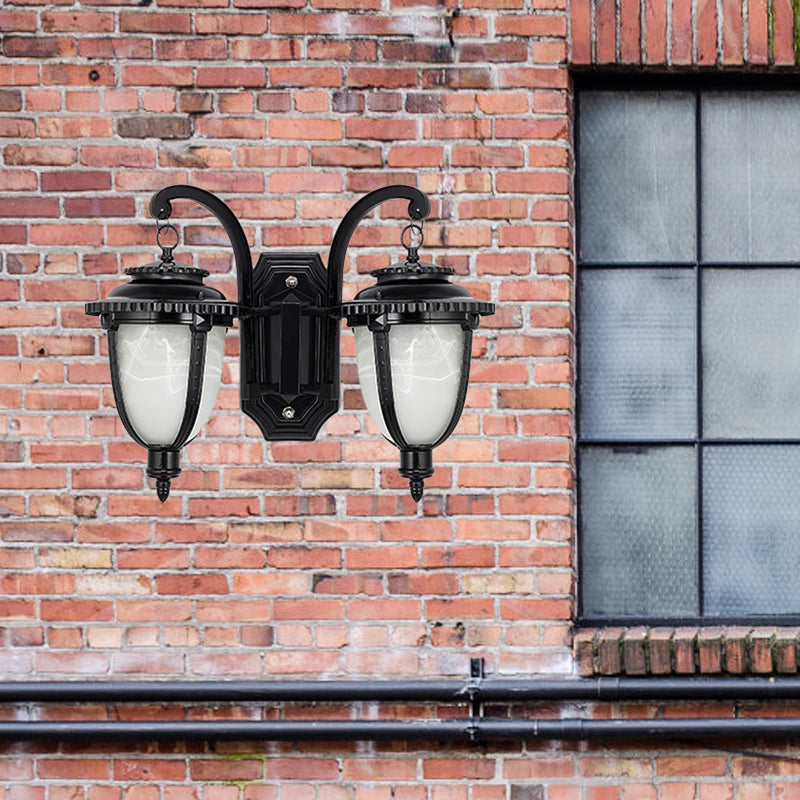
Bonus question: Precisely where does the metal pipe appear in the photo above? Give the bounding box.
[4,717,800,743]
[3,676,800,704]
[5,676,800,742]
[0,679,467,703]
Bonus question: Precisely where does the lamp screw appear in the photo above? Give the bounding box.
[282,406,296,420]
[285,275,298,289]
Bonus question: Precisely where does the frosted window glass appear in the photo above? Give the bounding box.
[703,446,800,616]
[702,269,800,438]
[580,446,698,618]
[578,91,696,263]
[702,92,800,262]
[354,323,464,448]
[579,269,696,440]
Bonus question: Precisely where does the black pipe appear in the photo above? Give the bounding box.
[3,676,800,704]
[6,677,800,742]
[3,717,800,743]
[479,676,800,701]
[0,679,466,703]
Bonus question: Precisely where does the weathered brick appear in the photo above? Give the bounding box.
[671,0,693,63]
[117,116,192,139]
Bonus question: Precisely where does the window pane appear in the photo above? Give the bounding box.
[580,446,698,618]
[579,268,696,440]
[578,91,697,263]
[703,445,800,616]
[702,268,800,438]
[702,92,800,262]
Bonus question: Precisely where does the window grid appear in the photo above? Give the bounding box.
[576,80,800,625]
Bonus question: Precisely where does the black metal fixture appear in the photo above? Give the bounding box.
[85,184,494,502]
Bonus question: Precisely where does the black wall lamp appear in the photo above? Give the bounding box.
[85,185,494,503]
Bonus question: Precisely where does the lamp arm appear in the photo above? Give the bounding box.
[326,185,431,310]
[149,185,254,309]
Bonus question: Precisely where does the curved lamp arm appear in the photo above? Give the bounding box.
[326,185,431,309]
[150,185,254,308]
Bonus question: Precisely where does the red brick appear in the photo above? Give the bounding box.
[4,36,75,58]
[671,0,693,63]
[196,12,268,32]
[595,0,616,61]
[197,67,266,88]
[40,600,113,622]
[748,0,769,62]
[269,118,342,141]
[773,0,794,63]
[697,0,718,63]
[750,628,775,673]
[191,761,263,782]
[0,11,37,32]
[424,759,496,780]
[697,629,724,673]
[500,598,572,620]
[721,0,744,62]
[725,628,750,673]
[119,11,191,32]
[39,760,111,781]
[345,118,417,140]
[657,757,728,778]
[643,0,668,62]
[775,629,798,672]
[619,0,641,61]
[156,574,230,595]
[40,10,114,31]
[42,64,115,86]
[121,65,194,87]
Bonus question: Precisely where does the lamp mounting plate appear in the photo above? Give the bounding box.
[239,252,338,441]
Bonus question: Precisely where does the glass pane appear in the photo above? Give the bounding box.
[578,91,697,263]
[354,323,464,447]
[702,92,800,262]
[579,269,696,440]
[702,269,800,438]
[580,446,698,618]
[703,445,800,616]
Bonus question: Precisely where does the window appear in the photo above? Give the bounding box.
[576,80,800,623]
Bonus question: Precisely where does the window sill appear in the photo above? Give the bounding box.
[573,626,800,676]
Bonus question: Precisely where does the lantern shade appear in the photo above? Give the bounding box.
[353,323,464,447]
[115,323,226,446]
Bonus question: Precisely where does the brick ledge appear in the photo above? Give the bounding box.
[573,627,800,676]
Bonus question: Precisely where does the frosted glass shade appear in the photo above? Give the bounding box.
[354,323,464,447]
[115,323,226,446]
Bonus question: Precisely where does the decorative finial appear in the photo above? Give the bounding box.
[156,479,171,503]
[409,479,424,503]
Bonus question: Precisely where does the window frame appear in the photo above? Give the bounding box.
[575,73,800,627]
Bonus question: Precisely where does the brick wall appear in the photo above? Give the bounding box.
[2,0,800,797]
[0,0,573,682]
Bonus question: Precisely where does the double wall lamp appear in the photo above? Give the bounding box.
[86,185,494,503]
